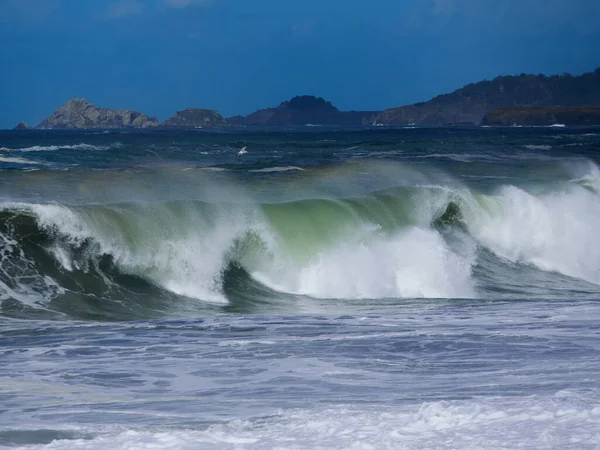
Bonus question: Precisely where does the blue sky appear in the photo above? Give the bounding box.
[1,0,599,128]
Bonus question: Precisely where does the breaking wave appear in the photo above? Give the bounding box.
[0,155,39,165]
[3,161,600,319]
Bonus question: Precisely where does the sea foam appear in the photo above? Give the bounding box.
[467,181,600,285]
[19,396,600,449]
[0,155,39,164]
[253,226,475,299]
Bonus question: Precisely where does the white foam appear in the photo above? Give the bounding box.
[20,396,600,449]
[0,155,38,164]
[467,178,600,285]
[253,225,475,299]
[199,167,229,172]
[0,231,64,307]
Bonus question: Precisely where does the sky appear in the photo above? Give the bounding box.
[0,0,599,128]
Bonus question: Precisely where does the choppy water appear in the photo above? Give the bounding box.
[1,126,600,449]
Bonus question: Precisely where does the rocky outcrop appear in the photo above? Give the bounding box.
[377,68,600,126]
[14,121,28,130]
[37,99,158,129]
[161,108,228,127]
[228,95,379,127]
[482,107,600,126]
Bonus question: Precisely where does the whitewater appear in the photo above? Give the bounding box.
[1,126,600,449]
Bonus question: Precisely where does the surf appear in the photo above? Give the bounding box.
[2,159,600,319]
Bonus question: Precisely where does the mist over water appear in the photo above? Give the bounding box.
[1,127,600,449]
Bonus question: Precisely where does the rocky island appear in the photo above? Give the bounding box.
[13,121,29,130]
[37,99,158,129]
[162,108,228,127]
[227,95,378,127]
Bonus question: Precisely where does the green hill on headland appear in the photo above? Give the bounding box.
[376,68,600,126]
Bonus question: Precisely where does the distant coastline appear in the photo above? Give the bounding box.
[482,107,600,127]
[14,67,600,130]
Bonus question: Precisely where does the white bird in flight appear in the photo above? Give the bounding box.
[237,146,247,157]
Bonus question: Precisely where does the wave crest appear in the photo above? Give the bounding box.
[3,161,600,317]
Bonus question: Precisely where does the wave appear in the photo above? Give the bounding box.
[466,185,600,285]
[0,143,121,152]
[3,162,600,318]
[248,166,305,173]
[524,144,552,150]
[0,188,472,307]
[0,155,39,165]
[511,124,567,129]
[23,396,600,450]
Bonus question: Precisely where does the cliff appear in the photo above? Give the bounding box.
[482,107,600,126]
[161,108,228,127]
[37,99,158,129]
[228,95,379,126]
[377,68,600,126]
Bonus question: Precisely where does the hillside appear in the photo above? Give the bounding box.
[377,68,600,126]
[228,95,378,126]
[161,108,228,127]
[482,107,600,126]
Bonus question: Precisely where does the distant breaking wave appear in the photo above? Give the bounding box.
[249,166,305,173]
[0,143,122,152]
[0,155,39,165]
[524,145,552,150]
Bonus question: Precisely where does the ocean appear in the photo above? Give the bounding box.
[1,126,600,449]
